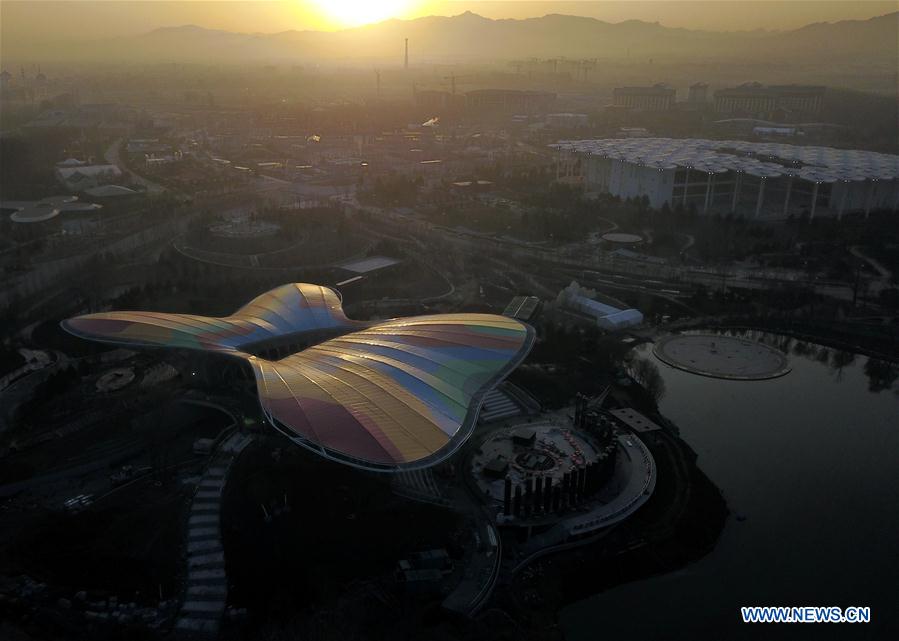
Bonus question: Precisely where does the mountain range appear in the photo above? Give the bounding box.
[13,11,899,64]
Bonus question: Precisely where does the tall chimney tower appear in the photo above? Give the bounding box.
[404,38,409,70]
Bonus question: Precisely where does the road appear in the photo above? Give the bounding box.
[104,138,166,195]
[349,203,865,308]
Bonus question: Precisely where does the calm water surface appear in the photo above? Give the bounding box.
[562,336,899,641]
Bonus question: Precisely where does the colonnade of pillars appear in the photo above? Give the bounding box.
[677,170,864,219]
[570,154,899,219]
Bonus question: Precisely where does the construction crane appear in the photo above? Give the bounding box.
[442,73,475,96]
[579,58,598,81]
[559,57,598,81]
[509,57,597,82]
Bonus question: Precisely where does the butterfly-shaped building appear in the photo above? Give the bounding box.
[63,283,535,472]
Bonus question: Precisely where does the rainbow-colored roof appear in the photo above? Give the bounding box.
[63,283,533,470]
[63,283,357,353]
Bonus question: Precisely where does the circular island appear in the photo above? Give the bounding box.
[653,333,791,380]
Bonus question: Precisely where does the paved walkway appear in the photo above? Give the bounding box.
[392,468,451,507]
[850,245,892,280]
[442,520,501,615]
[174,432,252,637]
[0,348,55,393]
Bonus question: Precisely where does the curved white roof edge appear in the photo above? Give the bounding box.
[552,138,899,183]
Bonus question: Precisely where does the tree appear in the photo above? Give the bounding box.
[627,356,666,402]
[863,358,899,393]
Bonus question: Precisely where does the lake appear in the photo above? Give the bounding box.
[561,334,899,640]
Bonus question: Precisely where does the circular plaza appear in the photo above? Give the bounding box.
[209,216,281,239]
[471,423,610,506]
[601,232,643,245]
[653,333,791,380]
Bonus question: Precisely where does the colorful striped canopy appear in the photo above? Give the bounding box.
[63,283,357,353]
[63,284,534,470]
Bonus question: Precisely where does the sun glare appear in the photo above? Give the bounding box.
[311,0,413,28]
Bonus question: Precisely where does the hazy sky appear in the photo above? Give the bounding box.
[1,1,895,41]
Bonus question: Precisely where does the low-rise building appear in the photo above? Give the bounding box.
[56,164,122,190]
[556,282,644,330]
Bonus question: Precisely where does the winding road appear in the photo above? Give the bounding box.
[104,138,166,195]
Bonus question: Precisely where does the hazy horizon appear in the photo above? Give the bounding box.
[1,0,895,44]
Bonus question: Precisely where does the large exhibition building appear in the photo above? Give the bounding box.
[62,283,535,471]
[553,138,899,220]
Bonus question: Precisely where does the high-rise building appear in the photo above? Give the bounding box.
[688,82,709,105]
[612,84,676,111]
[714,83,825,120]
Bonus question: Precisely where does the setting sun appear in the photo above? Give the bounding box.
[310,0,414,28]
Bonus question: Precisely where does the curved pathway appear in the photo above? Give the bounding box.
[849,245,892,280]
[104,138,166,195]
[172,233,374,272]
[174,432,252,637]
